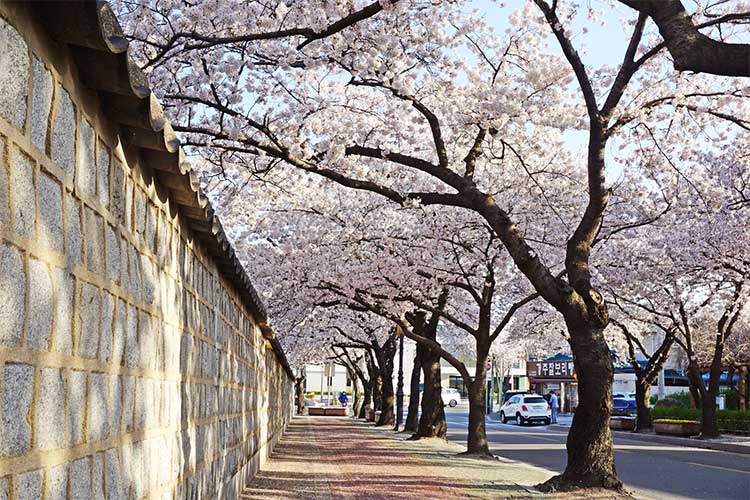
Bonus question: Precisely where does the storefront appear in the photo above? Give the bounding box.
[527,355,579,413]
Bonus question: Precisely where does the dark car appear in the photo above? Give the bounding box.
[612,398,637,416]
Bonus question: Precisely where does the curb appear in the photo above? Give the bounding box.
[547,424,750,455]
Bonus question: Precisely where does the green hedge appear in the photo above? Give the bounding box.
[652,406,750,435]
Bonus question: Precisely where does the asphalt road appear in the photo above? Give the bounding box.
[441,404,750,500]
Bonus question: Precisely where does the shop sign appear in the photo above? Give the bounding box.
[527,360,575,378]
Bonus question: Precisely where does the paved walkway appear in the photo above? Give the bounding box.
[240,417,632,500]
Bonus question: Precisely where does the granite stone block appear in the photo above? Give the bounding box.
[0,244,25,347]
[0,19,29,130]
[0,363,33,457]
[35,367,66,450]
[11,146,36,239]
[38,172,64,253]
[51,85,76,178]
[27,258,53,351]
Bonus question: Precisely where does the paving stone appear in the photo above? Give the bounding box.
[11,146,36,239]
[97,140,110,209]
[0,243,25,347]
[30,57,53,152]
[99,291,113,362]
[84,207,104,274]
[121,375,134,433]
[27,258,53,351]
[68,370,87,446]
[105,448,126,500]
[87,372,109,443]
[106,224,120,284]
[35,367,66,451]
[0,135,8,229]
[38,172,64,253]
[0,363,33,457]
[51,267,74,354]
[0,18,29,130]
[92,453,105,500]
[65,195,82,264]
[44,463,68,500]
[108,374,121,439]
[51,84,75,178]
[77,118,96,198]
[14,469,42,500]
[78,282,101,359]
[71,456,91,500]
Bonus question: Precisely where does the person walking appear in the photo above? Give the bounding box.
[338,391,348,407]
[548,390,559,424]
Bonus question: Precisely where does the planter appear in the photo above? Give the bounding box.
[654,420,701,437]
[324,407,348,416]
[610,417,636,431]
[308,407,325,416]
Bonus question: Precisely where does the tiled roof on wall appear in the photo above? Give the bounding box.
[30,1,294,378]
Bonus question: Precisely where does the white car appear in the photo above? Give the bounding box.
[499,394,551,425]
[418,388,462,407]
[442,388,461,407]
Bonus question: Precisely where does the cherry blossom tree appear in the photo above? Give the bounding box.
[117,0,750,490]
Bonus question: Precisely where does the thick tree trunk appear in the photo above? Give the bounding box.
[464,380,491,456]
[404,352,421,433]
[373,373,383,412]
[634,381,651,432]
[376,337,397,427]
[687,365,703,409]
[414,342,447,439]
[700,388,720,438]
[294,377,306,416]
[739,366,748,411]
[359,380,372,419]
[351,374,362,417]
[541,320,621,491]
[377,375,395,426]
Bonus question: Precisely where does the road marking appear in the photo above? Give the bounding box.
[683,461,750,475]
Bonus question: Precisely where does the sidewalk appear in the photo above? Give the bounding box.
[240,417,632,499]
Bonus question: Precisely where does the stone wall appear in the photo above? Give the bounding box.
[0,4,293,499]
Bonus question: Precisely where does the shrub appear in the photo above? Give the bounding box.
[652,406,701,421]
[717,409,750,435]
[652,406,750,435]
[721,388,739,410]
[665,391,694,408]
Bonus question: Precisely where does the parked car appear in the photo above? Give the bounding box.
[442,388,461,407]
[500,394,551,425]
[502,390,536,404]
[612,398,637,416]
[418,388,462,407]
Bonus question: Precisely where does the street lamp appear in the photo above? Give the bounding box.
[394,325,405,431]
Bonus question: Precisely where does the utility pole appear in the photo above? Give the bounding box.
[394,326,405,431]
